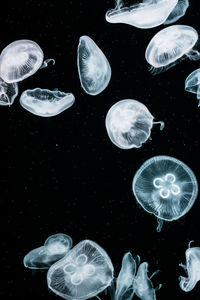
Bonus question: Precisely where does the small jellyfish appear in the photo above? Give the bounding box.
[0,40,44,83]
[19,88,75,117]
[47,240,114,300]
[132,156,198,232]
[164,0,189,24]
[0,78,18,106]
[105,99,164,150]
[179,244,200,292]
[145,25,200,74]
[185,68,200,106]
[77,36,111,95]
[23,233,73,269]
[105,0,178,29]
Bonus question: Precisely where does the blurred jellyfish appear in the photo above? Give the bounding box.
[0,40,44,83]
[185,68,200,106]
[164,0,189,24]
[47,240,114,300]
[105,0,178,29]
[132,156,198,232]
[23,233,73,269]
[0,78,18,106]
[179,243,200,292]
[19,88,75,117]
[77,35,111,95]
[145,25,200,74]
[105,99,164,150]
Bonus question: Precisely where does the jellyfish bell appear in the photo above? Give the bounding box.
[44,234,73,256]
[185,68,200,106]
[105,99,164,150]
[132,156,198,232]
[164,0,189,25]
[0,78,18,106]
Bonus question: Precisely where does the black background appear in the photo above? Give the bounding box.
[1,1,200,299]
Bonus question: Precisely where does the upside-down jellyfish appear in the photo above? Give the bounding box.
[47,240,114,300]
[185,68,200,106]
[0,78,18,106]
[164,0,189,24]
[105,99,164,149]
[23,233,73,269]
[77,36,111,95]
[106,0,178,29]
[132,156,198,232]
[19,88,75,117]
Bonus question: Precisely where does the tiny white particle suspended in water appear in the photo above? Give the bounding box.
[19,88,75,117]
[164,0,189,25]
[77,35,111,95]
[185,68,200,106]
[0,78,18,106]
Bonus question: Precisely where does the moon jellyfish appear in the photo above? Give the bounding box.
[0,40,44,83]
[19,88,75,117]
[23,233,73,269]
[164,0,189,25]
[145,25,200,74]
[77,36,111,95]
[0,78,18,106]
[185,68,200,106]
[47,240,114,300]
[179,243,200,292]
[105,0,178,29]
[105,99,164,150]
[132,156,198,232]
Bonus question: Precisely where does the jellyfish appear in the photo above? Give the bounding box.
[0,78,18,106]
[77,36,111,95]
[185,68,200,106]
[19,88,75,117]
[23,233,73,269]
[47,240,114,300]
[145,25,200,74]
[105,0,178,29]
[132,156,198,232]
[0,40,44,83]
[105,99,164,150]
[164,0,189,24]
[179,243,200,292]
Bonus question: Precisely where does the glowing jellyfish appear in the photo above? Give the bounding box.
[23,233,73,269]
[132,156,198,232]
[105,99,164,149]
[77,36,111,95]
[0,40,44,83]
[47,240,114,300]
[179,243,200,292]
[185,68,200,106]
[145,25,200,74]
[19,88,75,117]
[0,78,18,106]
[105,0,178,29]
[164,0,189,24]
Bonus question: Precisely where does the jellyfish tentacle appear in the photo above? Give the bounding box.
[153,121,165,130]
[40,58,55,69]
[156,219,164,232]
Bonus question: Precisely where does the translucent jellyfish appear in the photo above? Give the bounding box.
[105,0,178,29]
[105,99,164,150]
[0,40,44,83]
[23,233,73,269]
[77,36,111,95]
[47,240,114,300]
[145,25,200,74]
[185,68,200,106]
[132,156,198,232]
[19,88,75,117]
[0,78,18,106]
[164,0,189,24]
[179,243,200,292]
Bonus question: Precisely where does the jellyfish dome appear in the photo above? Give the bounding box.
[20,88,75,117]
[0,78,18,106]
[47,240,114,300]
[105,0,178,29]
[185,68,200,105]
[0,40,44,83]
[164,0,189,25]
[105,99,164,149]
[132,156,198,231]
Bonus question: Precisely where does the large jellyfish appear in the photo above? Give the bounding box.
[23,233,73,269]
[0,40,44,83]
[145,25,200,74]
[105,99,164,150]
[19,88,75,117]
[132,156,198,232]
[47,240,114,300]
[105,0,178,29]
[179,243,200,292]
[77,36,111,95]
[0,78,18,106]
[164,0,189,25]
[185,68,200,106]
